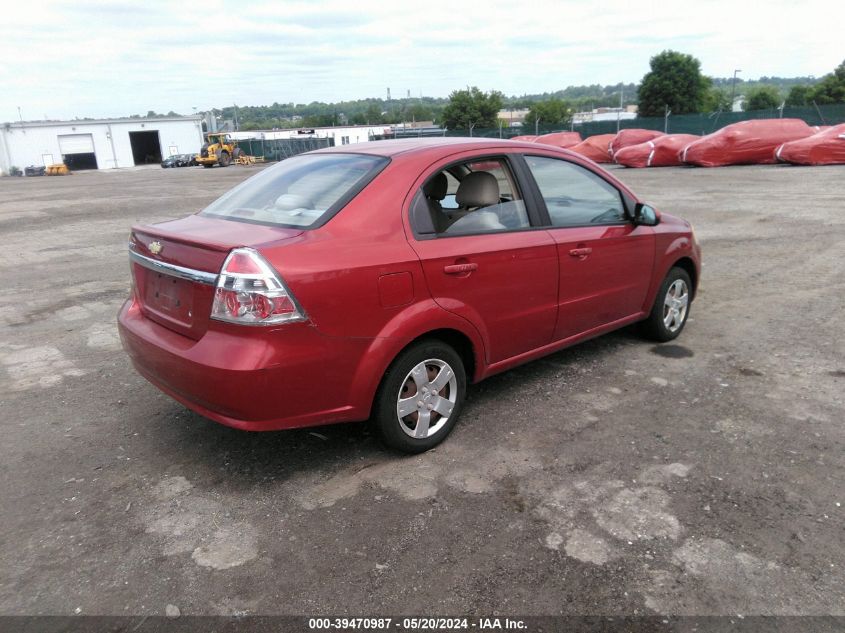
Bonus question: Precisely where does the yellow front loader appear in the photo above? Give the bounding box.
[195,133,241,168]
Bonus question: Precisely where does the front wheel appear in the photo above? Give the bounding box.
[641,267,692,342]
[373,340,466,453]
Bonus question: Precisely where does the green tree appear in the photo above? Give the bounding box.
[302,113,335,127]
[523,99,572,130]
[442,87,504,130]
[786,85,812,106]
[808,59,845,104]
[637,50,711,116]
[703,87,732,112]
[743,86,781,111]
[365,103,383,124]
[406,103,433,122]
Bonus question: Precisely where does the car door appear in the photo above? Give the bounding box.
[521,154,656,341]
[406,153,559,364]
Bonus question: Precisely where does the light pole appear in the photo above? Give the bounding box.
[729,69,742,112]
[616,85,624,133]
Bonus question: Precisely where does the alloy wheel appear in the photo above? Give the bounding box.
[396,359,457,439]
[663,279,689,333]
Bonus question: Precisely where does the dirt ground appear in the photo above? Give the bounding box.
[0,161,842,618]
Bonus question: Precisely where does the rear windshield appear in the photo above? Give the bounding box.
[200,153,389,228]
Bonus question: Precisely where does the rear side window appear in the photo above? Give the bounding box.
[200,153,388,228]
[413,156,531,236]
[525,155,626,227]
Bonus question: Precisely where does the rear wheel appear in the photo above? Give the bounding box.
[641,267,692,341]
[218,151,231,167]
[373,340,466,453]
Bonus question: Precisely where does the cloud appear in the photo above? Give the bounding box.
[0,0,841,120]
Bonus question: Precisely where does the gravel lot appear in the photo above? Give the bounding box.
[0,161,843,617]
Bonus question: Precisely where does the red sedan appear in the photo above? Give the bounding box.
[118,138,701,453]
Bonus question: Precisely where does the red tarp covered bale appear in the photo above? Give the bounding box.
[775,123,845,165]
[568,134,616,163]
[610,129,665,158]
[510,135,538,142]
[534,131,583,148]
[614,134,701,168]
[681,119,815,167]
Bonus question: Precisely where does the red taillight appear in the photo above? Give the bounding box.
[210,248,306,325]
[225,251,263,274]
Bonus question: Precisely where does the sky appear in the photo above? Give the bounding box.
[0,0,842,122]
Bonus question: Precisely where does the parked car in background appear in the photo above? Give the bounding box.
[160,154,195,168]
[120,138,701,453]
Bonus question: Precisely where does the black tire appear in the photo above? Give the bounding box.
[373,339,466,454]
[218,151,231,167]
[232,147,243,159]
[202,163,214,168]
[641,267,693,342]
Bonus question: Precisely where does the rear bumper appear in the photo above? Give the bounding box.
[117,299,370,430]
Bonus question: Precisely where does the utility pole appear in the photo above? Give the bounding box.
[469,122,475,137]
[664,105,672,133]
[616,85,624,133]
[729,69,742,112]
[535,117,540,136]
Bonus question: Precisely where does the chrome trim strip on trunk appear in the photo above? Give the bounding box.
[128,245,218,286]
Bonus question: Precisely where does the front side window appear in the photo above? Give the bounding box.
[525,156,627,227]
[200,153,388,228]
[413,157,530,236]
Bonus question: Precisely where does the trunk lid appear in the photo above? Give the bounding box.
[129,214,302,340]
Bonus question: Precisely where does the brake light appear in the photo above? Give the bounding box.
[211,248,306,325]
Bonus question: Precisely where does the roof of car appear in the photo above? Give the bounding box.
[309,136,547,158]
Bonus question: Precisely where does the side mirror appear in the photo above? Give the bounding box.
[633,202,660,226]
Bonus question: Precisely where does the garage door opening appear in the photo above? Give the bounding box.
[57,133,98,171]
[129,130,162,165]
[63,153,98,170]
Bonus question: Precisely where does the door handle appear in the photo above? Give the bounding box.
[569,247,593,258]
[444,263,478,274]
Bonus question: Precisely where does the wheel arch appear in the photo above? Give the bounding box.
[398,328,477,384]
[345,306,486,421]
[671,256,698,299]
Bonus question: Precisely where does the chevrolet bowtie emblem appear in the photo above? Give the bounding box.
[149,241,163,255]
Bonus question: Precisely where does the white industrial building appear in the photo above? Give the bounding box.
[572,106,638,125]
[0,116,203,173]
[229,124,392,146]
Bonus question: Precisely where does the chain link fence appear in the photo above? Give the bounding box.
[436,103,845,139]
[234,137,333,161]
[233,104,845,155]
